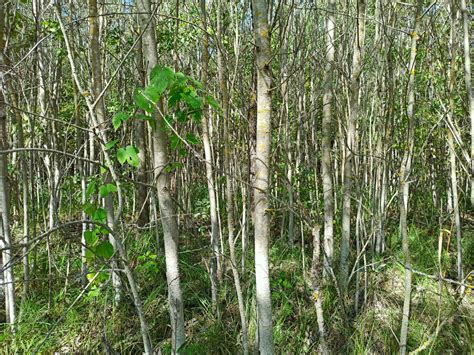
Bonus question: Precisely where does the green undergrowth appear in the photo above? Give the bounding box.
[0,226,472,353]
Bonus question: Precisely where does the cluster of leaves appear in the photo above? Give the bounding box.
[135,251,159,275]
[81,179,117,261]
[109,65,219,165]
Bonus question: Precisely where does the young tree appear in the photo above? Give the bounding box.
[460,0,474,207]
[340,0,366,288]
[399,2,423,353]
[321,0,336,273]
[0,3,16,327]
[252,0,274,353]
[200,0,220,315]
[137,0,186,351]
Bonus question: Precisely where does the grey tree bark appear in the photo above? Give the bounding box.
[0,3,16,327]
[252,0,274,353]
[460,0,474,207]
[322,0,336,274]
[137,0,186,352]
[310,226,329,355]
[55,3,152,352]
[88,0,122,303]
[399,2,422,354]
[201,0,220,314]
[340,0,366,289]
[447,0,463,294]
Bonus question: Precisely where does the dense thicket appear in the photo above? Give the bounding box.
[0,0,472,353]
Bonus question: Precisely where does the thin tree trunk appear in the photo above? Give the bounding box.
[322,0,336,274]
[201,0,220,315]
[340,0,366,289]
[252,0,274,353]
[134,37,150,227]
[214,1,249,352]
[0,4,16,326]
[137,0,186,351]
[399,2,422,354]
[55,4,152,352]
[460,0,474,207]
[447,1,463,294]
[310,226,329,355]
[88,0,122,303]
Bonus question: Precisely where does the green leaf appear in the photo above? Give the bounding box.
[169,134,181,150]
[85,249,95,262]
[183,93,202,110]
[206,95,221,112]
[143,85,160,105]
[175,72,188,85]
[134,88,153,113]
[86,286,100,300]
[117,145,140,168]
[99,183,118,198]
[92,208,107,223]
[125,145,140,168]
[191,109,202,122]
[175,110,187,123]
[112,112,129,131]
[84,230,99,246]
[86,181,97,198]
[83,203,96,217]
[186,133,199,145]
[96,241,114,259]
[105,139,118,150]
[165,161,183,173]
[117,147,127,165]
[168,90,181,108]
[150,66,175,94]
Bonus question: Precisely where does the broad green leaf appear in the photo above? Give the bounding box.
[175,72,188,85]
[134,88,153,113]
[86,181,97,198]
[92,208,107,223]
[112,112,129,131]
[168,90,181,108]
[117,145,140,168]
[176,110,187,123]
[169,134,181,150]
[99,183,118,198]
[86,272,108,283]
[85,249,95,262]
[186,133,199,145]
[83,203,96,217]
[143,85,160,105]
[165,161,183,173]
[125,145,140,168]
[117,147,127,165]
[105,139,118,150]
[86,287,100,300]
[150,66,174,94]
[191,109,202,122]
[96,241,114,258]
[84,230,98,246]
[183,92,202,110]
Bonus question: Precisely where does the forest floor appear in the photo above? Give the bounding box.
[0,224,473,353]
